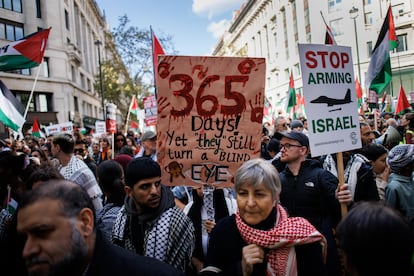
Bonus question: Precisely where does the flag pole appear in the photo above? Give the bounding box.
[23,62,42,120]
[320,11,329,26]
[124,106,131,135]
[124,95,134,134]
[150,25,158,100]
[396,51,403,86]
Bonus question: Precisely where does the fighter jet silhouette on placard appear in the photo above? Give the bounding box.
[310,89,352,107]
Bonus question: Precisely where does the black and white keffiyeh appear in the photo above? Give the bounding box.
[111,186,194,272]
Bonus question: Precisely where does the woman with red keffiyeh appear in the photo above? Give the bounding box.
[200,158,328,276]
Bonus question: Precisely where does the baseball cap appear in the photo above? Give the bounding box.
[141,130,156,142]
[266,138,280,153]
[290,120,304,129]
[274,131,309,148]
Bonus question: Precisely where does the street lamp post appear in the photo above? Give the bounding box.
[349,6,362,83]
[94,40,105,120]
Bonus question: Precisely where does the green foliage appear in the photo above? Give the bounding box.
[94,14,175,126]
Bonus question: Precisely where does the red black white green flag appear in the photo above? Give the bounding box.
[151,28,165,89]
[324,24,336,45]
[355,77,363,108]
[287,71,297,116]
[395,85,412,115]
[0,28,51,72]
[365,6,398,94]
[129,95,139,116]
[0,80,25,131]
[31,117,41,138]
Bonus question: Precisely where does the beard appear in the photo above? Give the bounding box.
[46,227,89,276]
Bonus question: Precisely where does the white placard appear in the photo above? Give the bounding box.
[298,44,361,157]
[44,122,73,136]
[95,121,106,137]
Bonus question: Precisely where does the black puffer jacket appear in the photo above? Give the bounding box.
[279,159,341,228]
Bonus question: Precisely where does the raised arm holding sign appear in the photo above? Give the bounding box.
[298,44,363,216]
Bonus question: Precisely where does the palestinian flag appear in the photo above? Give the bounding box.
[325,23,336,45]
[129,95,139,116]
[130,120,139,129]
[0,28,51,72]
[151,27,165,91]
[355,77,363,108]
[32,117,41,138]
[365,6,398,94]
[287,71,296,115]
[395,85,412,115]
[0,80,25,132]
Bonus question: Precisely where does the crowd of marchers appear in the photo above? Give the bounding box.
[0,111,414,276]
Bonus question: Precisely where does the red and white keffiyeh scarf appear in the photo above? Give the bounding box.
[236,204,327,276]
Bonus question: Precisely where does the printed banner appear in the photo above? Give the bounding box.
[157,56,266,187]
[44,122,73,136]
[144,95,157,126]
[105,103,117,133]
[95,121,106,137]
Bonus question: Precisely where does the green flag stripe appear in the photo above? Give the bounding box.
[369,57,392,94]
[0,55,39,71]
[0,109,21,131]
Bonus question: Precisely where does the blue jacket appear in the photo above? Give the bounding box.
[385,173,414,221]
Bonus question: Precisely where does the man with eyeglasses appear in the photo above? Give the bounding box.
[275,131,343,276]
[52,133,103,211]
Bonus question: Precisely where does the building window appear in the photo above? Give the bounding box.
[395,34,407,53]
[0,21,23,40]
[364,12,373,26]
[294,63,301,77]
[282,9,288,59]
[0,0,22,13]
[7,68,30,75]
[328,0,342,13]
[42,57,49,77]
[80,73,85,89]
[17,92,52,112]
[304,0,311,42]
[330,18,343,36]
[65,9,70,30]
[35,0,41,18]
[284,68,290,80]
[38,94,48,112]
[87,79,91,92]
[367,41,373,57]
[71,65,76,82]
[74,96,79,112]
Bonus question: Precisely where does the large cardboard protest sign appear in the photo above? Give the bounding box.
[157,56,265,187]
[298,44,361,157]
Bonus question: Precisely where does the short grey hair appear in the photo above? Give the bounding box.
[234,158,281,200]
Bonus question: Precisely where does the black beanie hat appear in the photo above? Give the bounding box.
[125,157,161,187]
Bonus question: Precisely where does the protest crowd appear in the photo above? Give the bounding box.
[0,107,412,276]
[0,3,413,275]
